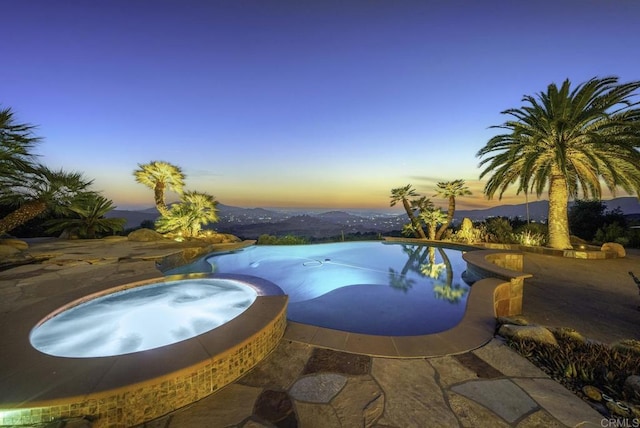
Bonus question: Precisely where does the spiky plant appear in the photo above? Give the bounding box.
[0,165,92,236]
[390,184,426,239]
[133,161,185,217]
[155,190,218,237]
[44,192,126,238]
[419,207,448,240]
[0,106,40,183]
[433,180,472,240]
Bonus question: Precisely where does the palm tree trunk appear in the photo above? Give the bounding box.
[548,174,572,249]
[154,183,170,217]
[0,200,47,236]
[428,223,437,240]
[435,196,455,240]
[402,199,427,239]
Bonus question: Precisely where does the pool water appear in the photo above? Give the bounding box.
[175,242,471,336]
[30,278,258,358]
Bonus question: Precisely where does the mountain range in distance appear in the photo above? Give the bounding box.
[107,197,640,240]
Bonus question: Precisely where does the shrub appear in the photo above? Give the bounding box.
[484,217,514,243]
[593,222,629,246]
[257,234,308,245]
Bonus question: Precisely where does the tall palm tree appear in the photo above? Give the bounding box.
[390,184,426,239]
[477,76,640,249]
[0,107,40,182]
[155,191,218,237]
[133,161,185,217]
[433,180,472,240]
[44,192,126,238]
[0,165,93,236]
[419,207,448,240]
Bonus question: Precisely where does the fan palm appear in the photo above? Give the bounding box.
[433,180,472,240]
[477,76,640,249]
[419,207,448,240]
[390,184,426,239]
[155,191,218,237]
[0,165,93,235]
[44,192,126,238]
[0,107,40,183]
[133,161,185,217]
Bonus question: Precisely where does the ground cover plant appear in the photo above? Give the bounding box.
[507,331,640,421]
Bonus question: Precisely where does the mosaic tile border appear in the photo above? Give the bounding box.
[0,275,288,427]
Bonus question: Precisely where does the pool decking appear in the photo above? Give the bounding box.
[2,238,638,426]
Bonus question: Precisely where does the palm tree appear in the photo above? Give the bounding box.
[390,184,426,239]
[0,107,40,182]
[477,76,640,249]
[0,165,93,236]
[133,161,185,217]
[419,207,448,240]
[155,191,218,237]
[411,196,434,215]
[44,192,126,238]
[433,180,472,240]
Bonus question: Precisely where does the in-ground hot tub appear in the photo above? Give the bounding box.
[30,277,260,358]
[1,273,287,428]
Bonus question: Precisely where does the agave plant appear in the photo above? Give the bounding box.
[513,229,547,247]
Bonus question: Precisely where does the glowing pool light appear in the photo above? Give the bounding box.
[30,278,258,358]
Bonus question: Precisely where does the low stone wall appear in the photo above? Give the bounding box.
[463,250,533,317]
[477,242,621,259]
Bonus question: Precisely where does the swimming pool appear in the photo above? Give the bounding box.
[172,241,471,336]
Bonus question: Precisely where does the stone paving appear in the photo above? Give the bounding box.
[136,338,602,428]
[1,238,635,427]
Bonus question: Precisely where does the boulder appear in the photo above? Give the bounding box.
[581,385,603,402]
[612,339,640,356]
[497,324,559,347]
[0,244,21,258]
[496,316,529,326]
[127,228,166,242]
[198,233,241,244]
[0,238,29,251]
[624,375,640,401]
[552,327,586,343]
[601,242,625,258]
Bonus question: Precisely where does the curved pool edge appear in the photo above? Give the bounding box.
[283,275,501,358]
[0,274,288,428]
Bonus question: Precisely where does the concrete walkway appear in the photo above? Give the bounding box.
[2,238,635,427]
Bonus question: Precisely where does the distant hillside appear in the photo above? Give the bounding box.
[107,197,640,235]
[106,209,158,229]
[455,197,640,222]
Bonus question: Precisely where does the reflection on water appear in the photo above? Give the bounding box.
[186,242,473,336]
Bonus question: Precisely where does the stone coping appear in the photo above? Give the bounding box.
[0,273,288,427]
[383,236,622,259]
[462,249,533,283]
[284,276,501,358]
[477,242,619,259]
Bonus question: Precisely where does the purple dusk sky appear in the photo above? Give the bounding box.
[2,0,639,210]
